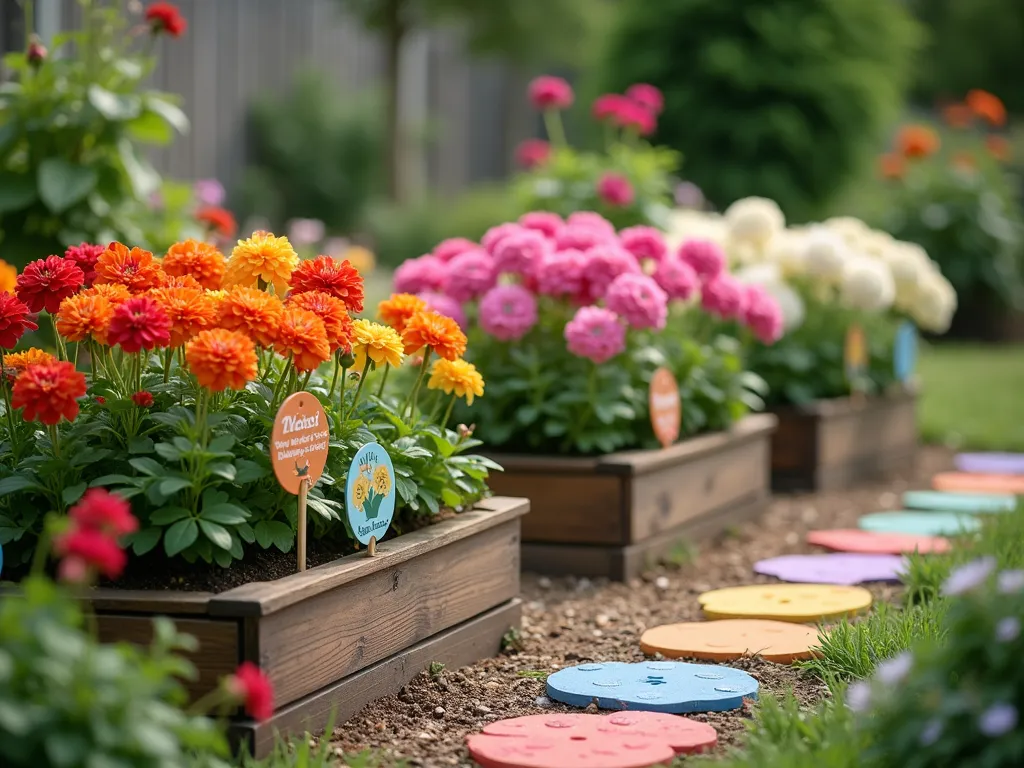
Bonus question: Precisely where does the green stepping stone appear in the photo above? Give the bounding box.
[858,511,981,537]
[903,490,1016,514]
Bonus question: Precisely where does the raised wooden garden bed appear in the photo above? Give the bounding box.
[485,414,776,581]
[770,390,918,492]
[82,496,527,757]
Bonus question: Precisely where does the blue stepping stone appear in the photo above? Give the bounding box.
[545,661,758,714]
[902,490,1016,514]
[858,511,981,537]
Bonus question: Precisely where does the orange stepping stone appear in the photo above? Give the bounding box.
[807,528,950,555]
[932,472,1024,495]
[640,619,820,663]
[697,584,872,623]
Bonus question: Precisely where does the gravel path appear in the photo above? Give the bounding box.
[328,447,953,766]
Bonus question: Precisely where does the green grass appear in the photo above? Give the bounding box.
[918,343,1024,450]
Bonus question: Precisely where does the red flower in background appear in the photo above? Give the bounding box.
[941,103,973,129]
[289,255,364,313]
[15,256,85,313]
[896,125,940,159]
[591,94,655,135]
[626,83,664,115]
[227,662,275,722]
[516,139,551,169]
[966,90,1006,127]
[11,360,87,425]
[986,135,1012,162]
[196,206,237,239]
[878,152,906,180]
[528,76,573,111]
[106,296,172,353]
[70,489,137,537]
[64,243,106,287]
[597,173,635,207]
[145,2,187,38]
[55,528,128,582]
[0,292,38,349]
[131,390,154,408]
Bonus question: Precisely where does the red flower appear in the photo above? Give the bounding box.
[107,296,172,353]
[228,662,275,722]
[70,489,138,537]
[95,396,106,405]
[145,2,187,38]
[516,139,551,169]
[597,173,635,207]
[64,243,106,287]
[626,83,664,115]
[527,76,573,111]
[591,94,655,135]
[55,528,128,582]
[131,390,154,408]
[11,360,87,425]
[15,256,85,313]
[196,206,237,239]
[289,255,365,313]
[27,36,47,67]
[0,292,38,349]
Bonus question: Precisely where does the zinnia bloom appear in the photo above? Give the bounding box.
[56,293,114,344]
[352,319,404,371]
[0,292,38,348]
[289,255,364,313]
[196,206,237,238]
[163,239,226,290]
[378,293,428,333]
[224,231,298,295]
[581,244,641,303]
[148,286,217,347]
[3,348,56,376]
[185,328,259,392]
[478,285,538,341]
[536,249,586,298]
[227,662,275,722]
[528,75,573,110]
[564,305,626,364]
[432,238,477,263]
[442,250,496,303]
[679,239,726,282]
[518,211,563,239]
[393,255,447,294]
[401,310,467,360]
[11,360,87,424]
[69,488,137,537]
[605,273,668,330]
[626,83,664,115]
[275,306,331,372]
[896,125,940,159]
[878,152,906,180]
[701,274,748,321]
[287,290,353,353]
[94,242,165,294]
[653,255,699,301]
[145,1,187,37]
[493,230,550,278]
[619,226,667,264]
[16,255,85,313]
[427,358,485,405]
[131,390,154,407]
[481,223,524,255]
[516,139,551,169]
[63,243,105,286]
[106,296,172,353]
[54,527,127,582]
[0,259,16,294]
[82,283,131,306]
[966,89,1006,127]
[597,173,635,207]
[743,285,784,344]
[217,286,284,347]
[942,103,973,129]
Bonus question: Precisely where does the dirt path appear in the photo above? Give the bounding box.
[329,447,953,766]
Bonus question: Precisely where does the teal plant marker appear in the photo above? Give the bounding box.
[346,442,396,555]
[858,511,981,537]
[903,490,1016,514]
[893,321,917,384]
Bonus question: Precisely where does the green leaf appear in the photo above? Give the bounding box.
[126,110,173,145]
[0,171,36,213]
[257,520,293,552]
[61,482,87,506]
[129,457,164,476]
[118,137,161,198]
[87,84,141,120]
[89,474,135,487]
[198,519,232,550]
[150,506,191,525]
[208,434,235,453]
[130,527,163,556]
[154,442,182,461]
[237,522,256,544]
[0,475,40,497]
[159,477,192,496]
[233,460,265,484]
[37,158,98,213]
[208,462,236,481]
[200,503,248,525]
[164,518,198,556]
[128,436,155,454]
[146,96,190,134]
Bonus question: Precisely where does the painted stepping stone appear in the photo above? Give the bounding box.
[807,528,950,555]
[858,511,981,537]
[753,553,905,585]
[545,661,758,713]
[903,490,1016,513]
[467,711,718,768]
[955,452,1024,475]
[933,472,1024,495]
[698,583,871,623]
[639,619,819,663]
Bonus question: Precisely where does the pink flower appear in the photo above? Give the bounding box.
[519,211,563,239]
[536,249,586,298]
[701,274,748,320]
[70,489,137,537]
[418,291,466,329]
[597,173,635,207]
[555,223,613,252]
[433,238,477,263]
[564,305,626,364]
[442,249,497,303]
[611,100,656,135]
[528,75,573,110]
[627,84,664,115]
[679,239,726,282]
[228,662,275,722]
[481,223,525,255]
[619,226,667,264]
[605,273,668,330]
[566,212,617,239]
[394,255,447,294]
[653,255,699,301]
[479,285,538,341]
[516,139,551,169]
[593,93,630,121]
[743,285,784,344]
[582,244,640,302]
[494,230,551,278]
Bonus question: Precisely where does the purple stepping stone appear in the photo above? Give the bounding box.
[954,453,1024,475]
[753,553,905,585]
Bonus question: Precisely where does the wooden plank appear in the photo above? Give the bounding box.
[85,590,213,615]
[252,519,521,707]
[231,598,522,758]
[769,408,817,473]
[818,395,917,467]
[209,497,528,616]
[486,453,603,473]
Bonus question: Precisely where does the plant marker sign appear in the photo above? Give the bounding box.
[271,392,330,572]
[844,324,868,397]
[649,366,681,449]
[346,442,396,557]
[893,320,917,385]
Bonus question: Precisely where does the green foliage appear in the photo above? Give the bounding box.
[601,0,922,221]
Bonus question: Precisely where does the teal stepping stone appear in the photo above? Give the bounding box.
[902,490,1016,514]
[858,511,981,537]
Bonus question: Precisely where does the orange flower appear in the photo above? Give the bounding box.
[289,255,364,313]
[82,283,132,306]
[56,293,114,344]
[94,242,166,293]
[378,293,428,333]
[161,274,204,290]
[967,90,1006,127]
[224,231,298,295]
[878,152,906,180]
[951,151,976,171]
[148,286,218,347]
[217,287,284,347]
[185,328,258,392]
[941,103,973,129]
[163,239,226,290]
[0,259,16,294]
[11,360,87,425]
[287,291,353,353]
[4,347,57,375]
[896,125,940,159]
[196,206,237,239]
[986,135,1012,162]
[275,306,331,372]
[401,310,467,361]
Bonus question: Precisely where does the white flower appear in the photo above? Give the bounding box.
[725,197,785,245]
[803,226,847,284]
[840,256,895,312]
[663,210,726,251]
[846,681,871,712]
[941,557,996,596]
[911,269,957,333]
[874,652,913,685]
[825,216,871,248]
[767,229,809,278]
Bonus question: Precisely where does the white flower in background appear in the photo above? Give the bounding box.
[860,229,895,261]
[664,210,726,251]
[767,229,809,278]
[726,238,764,269]
[725,197,785,245]
[735,263,806,331]
[911,268,957,333]
[825,216,871,249]
[840,256,896,312]
[803,226,847,283]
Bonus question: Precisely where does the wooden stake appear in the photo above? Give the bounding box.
[367,535,377,557]
[297,477,310,572]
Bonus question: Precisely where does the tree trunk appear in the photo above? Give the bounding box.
[383,0,406,202]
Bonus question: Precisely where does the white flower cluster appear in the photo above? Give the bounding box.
[664,198,958,333]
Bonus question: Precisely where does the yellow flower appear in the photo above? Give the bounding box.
[0,259,16,293]
[428,358,484,405]
[372,464,391,496]
[223,231,298,295]
[344,245,376,275]
[352,319,404,371]
[351,474,371,512]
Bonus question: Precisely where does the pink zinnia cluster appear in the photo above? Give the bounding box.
[516,139,551,169]
[536,249,586,298]
[581,244,640,303]
[394,255,447,294]
[701,274,747,321]
[479,285,538,341]
[597,173,635,207]
[605,273,668,330]
[519,211,563,239]
[743,285,784,344]
[493,229,550,278]
[555,223,612,252]
[442,249,496,303]
[482,223,524,255]
[433,237,477,263]
[564,305,626,364]
[591,85,661,136]
[619,226,667,264]
[653,256,699,301]
[528,76,573,110]
[679,238,726,282]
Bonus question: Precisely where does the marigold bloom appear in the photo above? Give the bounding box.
[217,287,283,347]
[69,488,137,537]
[290,255,364,313]
[106,296,172,353]
[64,243,106,286]
[161,274,203,290]
[149,286,217,347]
[196,206,237,238]
[275,306,331,372]
[11,360,87,424]
[15,256,85,313]
[82,283,132,306]
[896,125,940,159]
[186,328,258,392]
[145,1,187,37]
[967,89,1007,127]
[378,293,428,333]
[878,152,906,180]
[0,292,38,349]
[352,319,404,371]
[224,231,298,295]
[287,291,353,353]
[986,135,1012,162]
[401,310,467,361]
[228,662,275,722]
[163,239,226,290]
[0,259,18,294]
[427,358,485,405]
[942,103,973,129]
[4,348,56,374]
[56,293,114,344]
[94,242,165,294]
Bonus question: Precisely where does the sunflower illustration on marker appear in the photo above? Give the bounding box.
[372,464,392,496]
[351,474,371,512]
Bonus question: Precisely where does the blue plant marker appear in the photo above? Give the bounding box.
[903,490,1016,514]
[893,321,918,383]
[345,442,396,546]
[858,511,981,537]
[546,661,758,713]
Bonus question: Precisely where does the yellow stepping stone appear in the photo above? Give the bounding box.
[698,584,872,623]
[640,619,820,664]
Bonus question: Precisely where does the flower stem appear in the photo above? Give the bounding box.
[327,352,342,399]
[299,370,312,391]
[376,364,391,398]
[163,347,174,383]
[403,350,432,421]
[50,314,67,361]
[440,394,457,429]
[345,358,372,421]
[543,109,567,147]
[48,423,61,458]
[1,374,21,463]
[270,354,292,407]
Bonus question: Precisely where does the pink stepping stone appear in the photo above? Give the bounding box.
[753,553,905,585]
[933,472,1024,495]
[954,453,1024,475]
[467,712,717,768]
[807,529,950,555]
